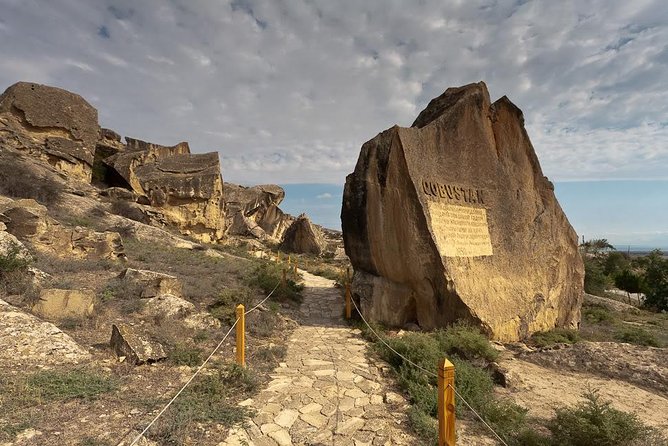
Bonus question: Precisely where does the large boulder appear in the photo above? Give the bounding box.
[104,140,225,242]
[117,268,183,298]
[280,214,327,255]
[341,82,583,342]
[110,324,166,365]
[0,82,99,182]
[224,183,293,240]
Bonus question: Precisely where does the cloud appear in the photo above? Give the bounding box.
[0,0,666,184]
[316,192,333,199]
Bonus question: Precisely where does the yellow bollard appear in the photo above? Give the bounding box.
[277,251,281,263]
[236,304,245,368]
[345,282,352,319]
[438,359,456,446]
[293,263,298,277]
[288,255,291,266]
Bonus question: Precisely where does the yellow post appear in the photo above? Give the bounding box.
[288,255,291,266]
[438,358,456,446]
[293,263,298,277]
[236,304,245,368]
[345,282,352,319]
[281,268,287,287]
[277,251,281,263]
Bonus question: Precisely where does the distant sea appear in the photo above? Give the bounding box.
[279,181,668,252]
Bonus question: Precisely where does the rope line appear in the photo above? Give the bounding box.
[122,279,283,446]
[448,384,510,446]
[348,290,510,446]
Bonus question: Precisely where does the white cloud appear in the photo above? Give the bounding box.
[0,0,666,184]
[316,193,333,199]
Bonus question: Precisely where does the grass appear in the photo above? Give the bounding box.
[147,364,257,444]
[245,262,304,302]
[579,301,668,347]
[0,157,65,206]
[169,343,204,367]
[529,328,580,348]
[0,243,35,298]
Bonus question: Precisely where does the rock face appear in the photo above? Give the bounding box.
[341,82,583,342]
[224,183,294,240]
[104,139,225,242]
[280,214,327,255]
[118,268,183,298]
[0,82,99,182]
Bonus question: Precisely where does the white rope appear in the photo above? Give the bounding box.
[448,384,510,446]
[122,279,283,446]
[349,290,510,446]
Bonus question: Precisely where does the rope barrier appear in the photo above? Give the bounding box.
[121,279,283,446]
[348,286,510,446]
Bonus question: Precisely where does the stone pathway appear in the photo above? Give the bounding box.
[222,271,417,446]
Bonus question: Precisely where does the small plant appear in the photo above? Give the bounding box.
[169,344,203,367]
[245,262,303,302]
[22,369,118,403]
[583,304,615,324]
[530,328,580,348]
[548,389,661,445]
[434,322,499,362]
[614,327,661,347]
[209,287,253,324]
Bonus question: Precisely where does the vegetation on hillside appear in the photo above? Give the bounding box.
[581,239,668,312]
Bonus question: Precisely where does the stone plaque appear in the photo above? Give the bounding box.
[427,202,493,257]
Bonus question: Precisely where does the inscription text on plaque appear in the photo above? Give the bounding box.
[427,201,493,257]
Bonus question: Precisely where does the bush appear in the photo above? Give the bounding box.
[169,344,203,367]
[548,389,659,445]
[0,243,34,297]
[583,304,615,324]
[208,287,253,324]
[245,262,303,302]
[434,322,499,362]
[530,328,580,348]
[20,370,118,403]
[614,327,661,347]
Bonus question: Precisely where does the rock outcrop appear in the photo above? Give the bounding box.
[104,140,225,242]
[341,82,583,342]
[0,299,91,366]
[224,183,294,240]
[0,82,99,182]
[280,214,327,255]
[0,197,125,260]
[117,268,183,298]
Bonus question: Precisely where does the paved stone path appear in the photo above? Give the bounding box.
[222,271,417,446]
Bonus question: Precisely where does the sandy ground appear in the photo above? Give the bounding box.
[499,357,668,434]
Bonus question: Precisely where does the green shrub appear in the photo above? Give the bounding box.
[169,344,203,367]
[583,304,615,324]
[209,287,253,324]
[584,258,610,296]
[0,244,32,273]
[548,389,658,445]
[434,322,499,362]
[614,327,661,347]
[245,262,303,302]
[530,328,580,348]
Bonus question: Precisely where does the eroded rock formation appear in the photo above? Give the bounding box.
[280,214,327,255]
[224,183,294,240]
[0,82,99,182]
[341,82,583,342]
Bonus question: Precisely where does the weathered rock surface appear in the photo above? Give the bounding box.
[143,293,195,319]
[0,197,125,260]
[0,82,99,182]
[110,323,166,365]
[0,229,33,261]
[280,214,327,255]
[341,82,583,341]
[224,183,294,240]
[104,140,225,242]
[32,289,95,320]
[118,268,183,298]
[0,298,90,366]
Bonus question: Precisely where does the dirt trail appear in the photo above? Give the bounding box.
[221,270,418,446]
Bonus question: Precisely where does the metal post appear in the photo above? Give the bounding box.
[438,358,455,445]
[345,282,352,319]
[236,304,245,368]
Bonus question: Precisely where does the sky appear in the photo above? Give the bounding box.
[0,0,667,247]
